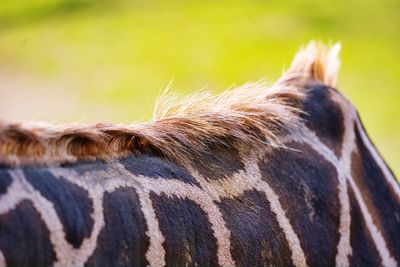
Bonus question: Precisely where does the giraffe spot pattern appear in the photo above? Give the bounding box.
[347,182,382,267]
[150,192,219,266]
[0,169,12,195]
[301,84,345,158]
[217,189,295,267]
[121,155,201,186]
[85,187,149,267]
[190,142,245,181]
[23,167,94,249]
[259,141,341,267]
[61,159,109,176]
[351,122,400,264]
[0,200,56,267]
[0,118,397,266]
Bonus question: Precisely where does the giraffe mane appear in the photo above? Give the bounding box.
[0,41,340,167]
[278,41,341,88]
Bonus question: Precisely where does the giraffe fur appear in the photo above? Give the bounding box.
[0,42,399,267]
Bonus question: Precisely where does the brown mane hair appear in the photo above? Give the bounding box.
[0,41,340,167]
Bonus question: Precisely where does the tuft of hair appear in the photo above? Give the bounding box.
[278,41,341,88]
[0,41,341,167]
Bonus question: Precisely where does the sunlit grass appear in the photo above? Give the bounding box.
[0,0,399,176]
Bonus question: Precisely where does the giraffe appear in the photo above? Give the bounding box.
[0,42,398,267]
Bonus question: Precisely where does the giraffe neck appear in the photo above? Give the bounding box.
[0,85,399,267]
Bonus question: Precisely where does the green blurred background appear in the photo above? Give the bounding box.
[0,0,398,176]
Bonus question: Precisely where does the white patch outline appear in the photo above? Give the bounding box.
[288,95,398,267]
[0,250,5,267]
[348,177,397,267]
[191,157,307,267]
[255,179,307,267]
[0,140,307,267]
[355,119,400,201]
[286,124,352,267]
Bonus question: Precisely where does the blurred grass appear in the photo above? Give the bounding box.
[0,0,399,176]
